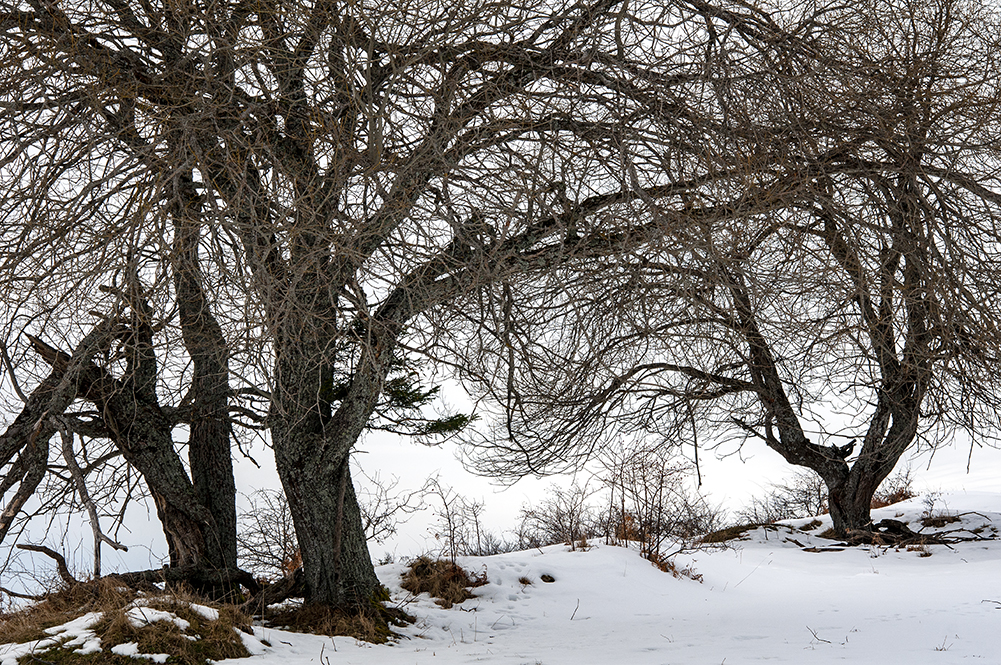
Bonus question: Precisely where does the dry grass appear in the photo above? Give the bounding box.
[700,523,771,544]
[906,544,934,557]
[0,578,136,645]
[265,597,411,644]
[0,580,252,665]
[921,514,961,528]
[645,552,703,582]
[400,557,488,609]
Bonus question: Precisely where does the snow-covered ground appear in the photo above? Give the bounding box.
[4,491,1000,664]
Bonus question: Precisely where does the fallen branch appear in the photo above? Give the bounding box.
[110,565,261,596]
[0,586,45,601]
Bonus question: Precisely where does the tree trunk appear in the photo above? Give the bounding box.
[826,475,878,534]
[269,318,395,610]
[26,331,223,571]
[171,175,238,574]
[275,438,379,608]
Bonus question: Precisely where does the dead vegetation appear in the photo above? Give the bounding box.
[264,596,412,644]
[647,552,704,583]
[400,557,488,609]
[700,523,773,544]
[0,580,252,665]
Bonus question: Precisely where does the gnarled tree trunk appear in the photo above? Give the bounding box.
[171,170,238,574]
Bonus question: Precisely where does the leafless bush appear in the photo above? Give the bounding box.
[238,473,426,581]
[237,490,301,582]
[598,443,723,561]
[516,483,601,551]
[737,471,829,524]
[425,479,504,561]
[354,471,429,546]
[871,468,918,509]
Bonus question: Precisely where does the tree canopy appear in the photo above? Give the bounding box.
[2,0,1000,617]
[456,0,1001,532]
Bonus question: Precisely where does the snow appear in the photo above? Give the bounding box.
[187,602,221,622]
[3,491,1000,664]
[0,612,102,665]
[125,606,191,631]
[111,642,171,662]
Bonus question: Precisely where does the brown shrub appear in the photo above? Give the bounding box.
[920,514,961,528]
[265,601,410,644]
[646,552,703,582]
[400,557,487,609]
[870,469,917,509]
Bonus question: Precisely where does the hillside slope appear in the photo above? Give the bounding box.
[4,491,1000,664]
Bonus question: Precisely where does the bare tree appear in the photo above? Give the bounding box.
[1,0,764,614]
[457,0,1001,536]
[737,467,915,524]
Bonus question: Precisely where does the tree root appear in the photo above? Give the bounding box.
[838,519,993,547]
[239,567,305,616]
[110,565,261,598]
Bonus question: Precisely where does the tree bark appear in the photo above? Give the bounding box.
[0,371,61,543]
[26,331,222,570]
[276,444,379,608]
[171,171,238,573]
[270,336,385,608]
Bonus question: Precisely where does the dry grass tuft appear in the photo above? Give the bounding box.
[266,604,385,643]
[699,523,770,543]
[921,514,961,529]
[400,557,488,609]
[0,581,252,665]
[265,595,411,644]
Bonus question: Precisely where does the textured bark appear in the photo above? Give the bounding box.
[171,171,238,572]
[26,333,221,569]
[0,372,61,543]
[270,335,385,608]
[276,445,380,608]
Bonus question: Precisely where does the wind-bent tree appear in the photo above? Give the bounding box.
[454,0,1001,535]
[0,0,786,611]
